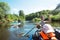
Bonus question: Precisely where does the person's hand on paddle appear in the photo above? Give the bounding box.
[36,24,41,29]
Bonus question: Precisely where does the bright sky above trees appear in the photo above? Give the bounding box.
[0,0,60,15]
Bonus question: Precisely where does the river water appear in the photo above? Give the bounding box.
[0,21,60,40]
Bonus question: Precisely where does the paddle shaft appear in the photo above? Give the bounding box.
[24,26,35,36]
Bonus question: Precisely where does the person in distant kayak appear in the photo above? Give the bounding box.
[18,19,21,23]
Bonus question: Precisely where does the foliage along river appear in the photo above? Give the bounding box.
[0,21,60,40]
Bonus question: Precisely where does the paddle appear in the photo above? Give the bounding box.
[22,26,36,37]
[22,23,41,37]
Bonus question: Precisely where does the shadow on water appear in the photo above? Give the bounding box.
[0,28,10,40]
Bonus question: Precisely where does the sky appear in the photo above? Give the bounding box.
[0,0,60,15]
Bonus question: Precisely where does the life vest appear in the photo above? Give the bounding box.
[40,31,49,40]
[39,31,56,40]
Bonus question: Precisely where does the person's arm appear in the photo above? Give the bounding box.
[44,15,51,23]
[48,14,51,22]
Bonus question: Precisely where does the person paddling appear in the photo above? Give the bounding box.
[36,15,57,40]
[32,15,50,40]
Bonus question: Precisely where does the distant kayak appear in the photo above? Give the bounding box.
[10,21,21,26]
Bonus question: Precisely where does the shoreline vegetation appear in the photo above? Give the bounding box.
[0,2,60,28]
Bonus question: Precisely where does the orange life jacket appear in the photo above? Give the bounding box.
[40,31,49,40]
[39,31,56,40]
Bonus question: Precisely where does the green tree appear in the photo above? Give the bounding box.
[25,10,51,20]
[0,2,10,19]
[19,10,25,17]
[0,2,11,29]
[51,3,60,15]
[19,10,25,23]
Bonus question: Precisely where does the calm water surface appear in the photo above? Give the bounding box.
[0,21,60,40]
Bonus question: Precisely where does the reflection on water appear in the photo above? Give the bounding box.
[0,21,60,40]
[0,28,10,40]
[51,22,60,27]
